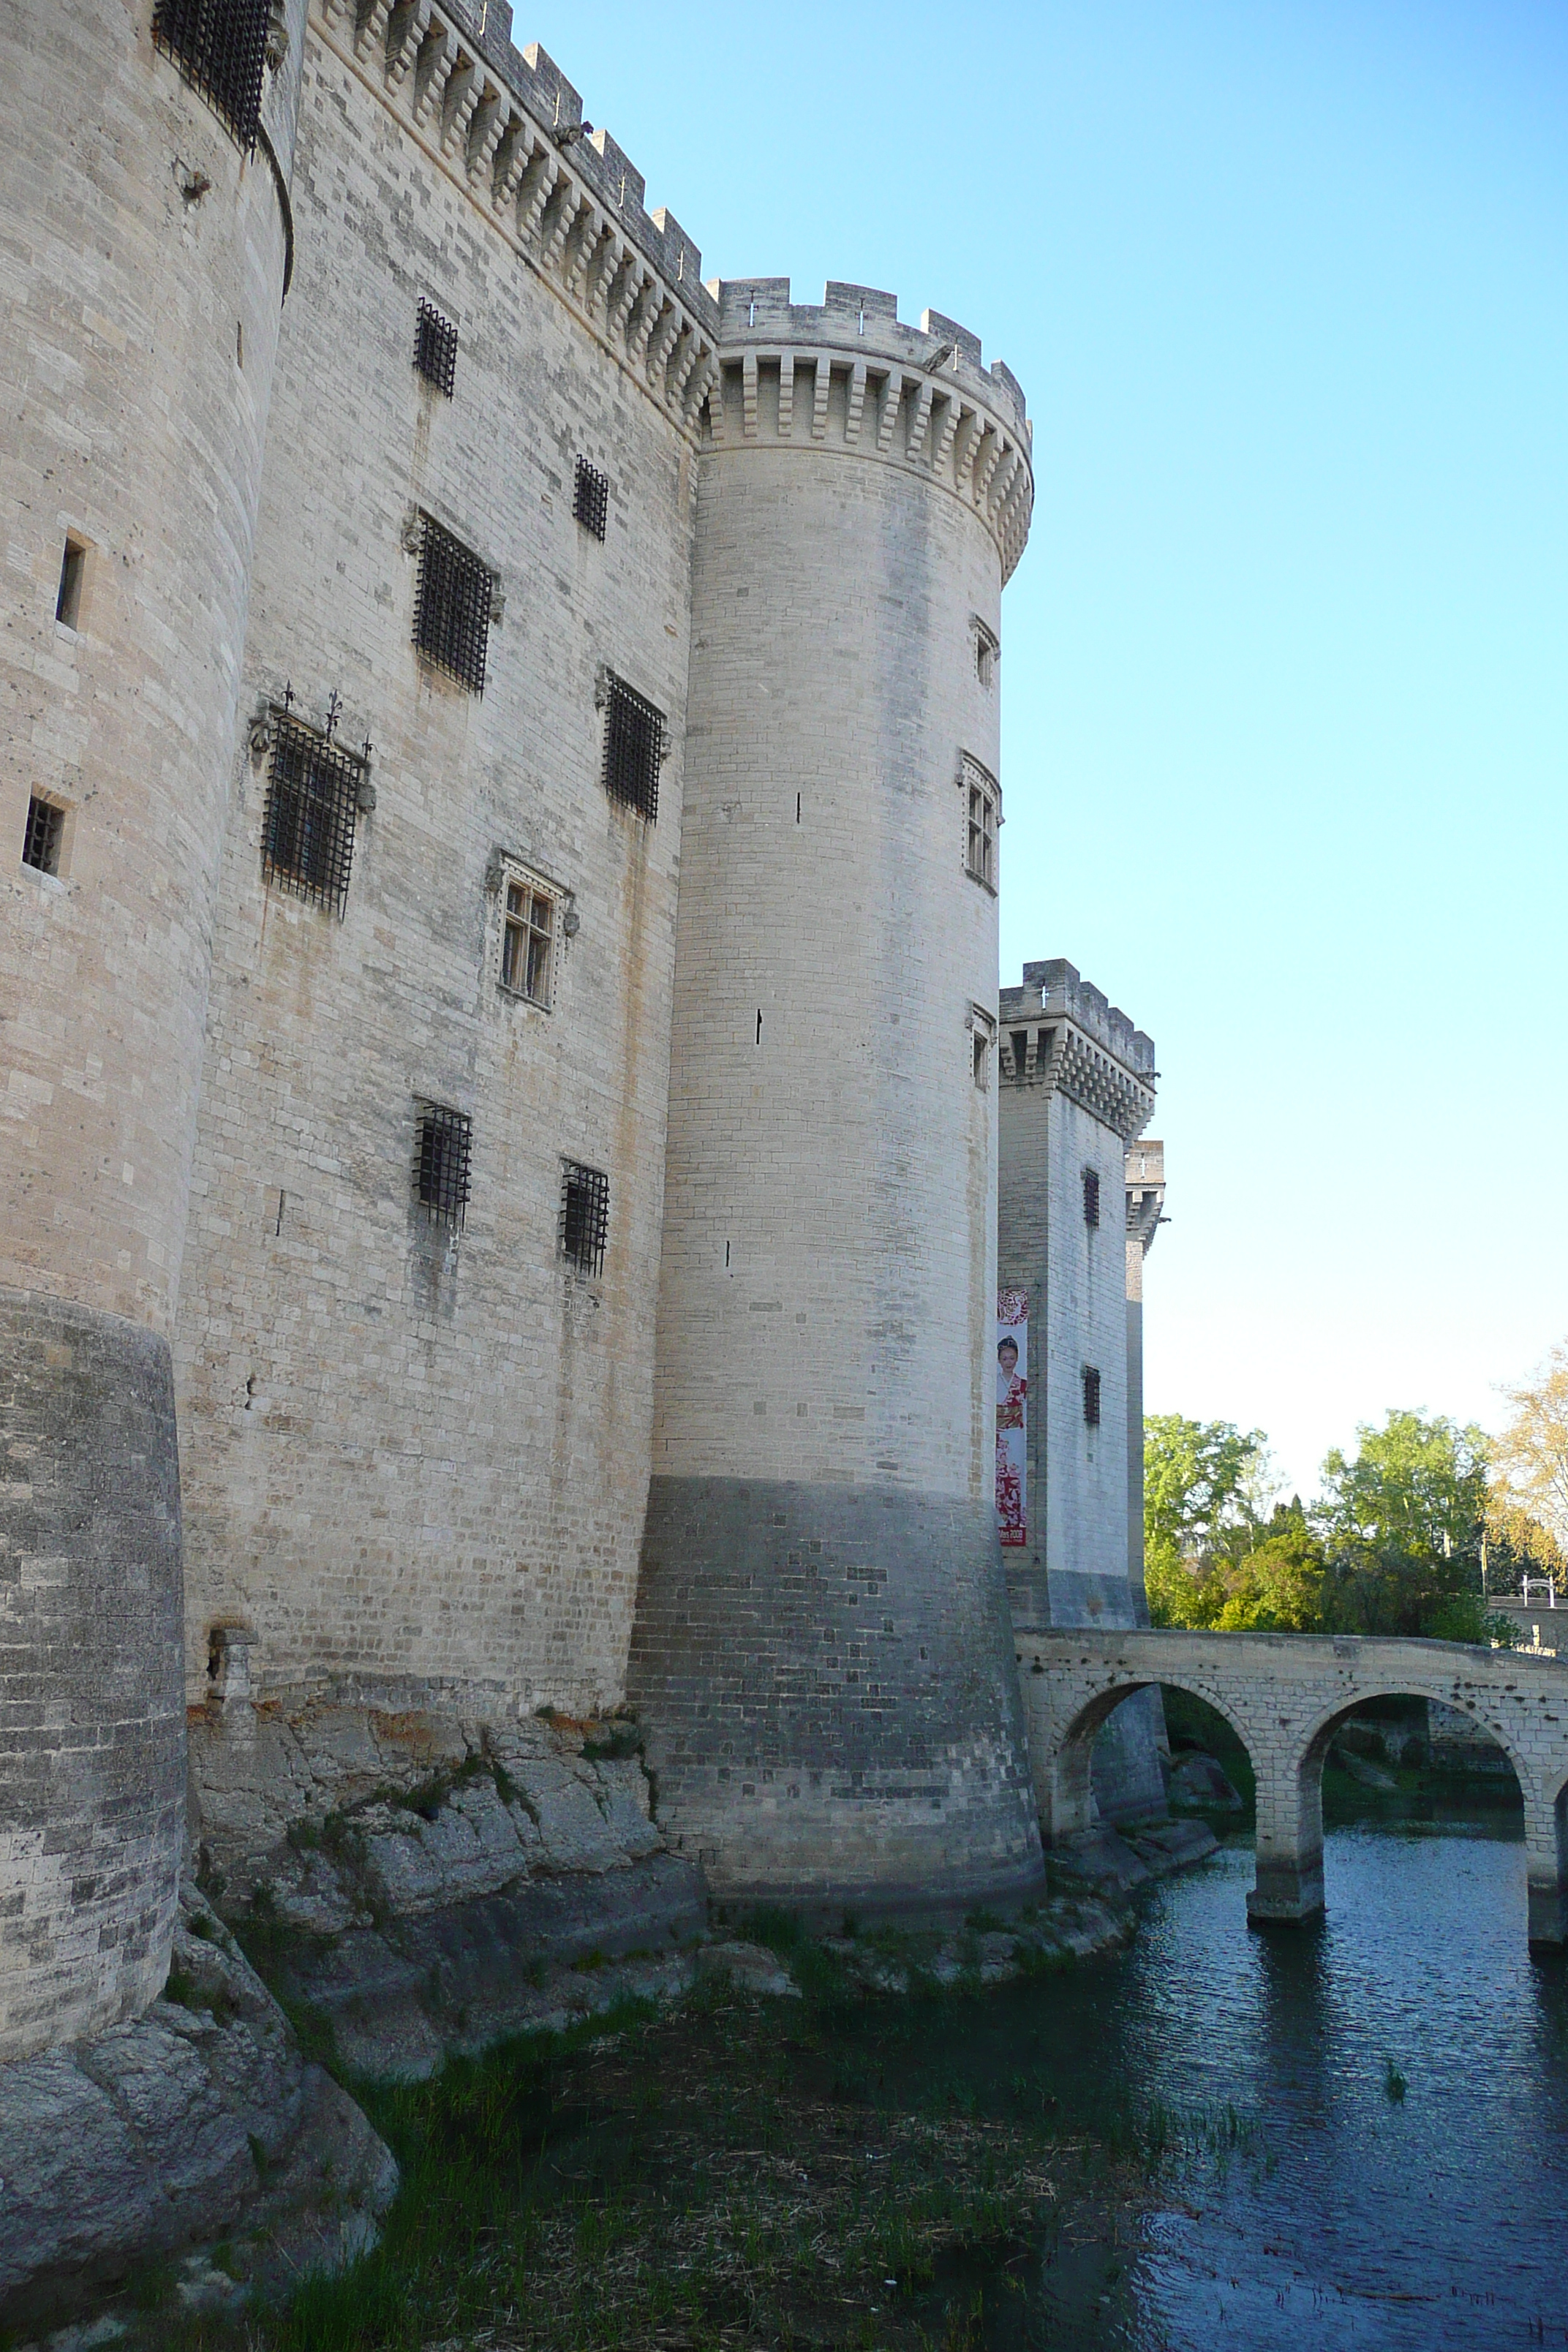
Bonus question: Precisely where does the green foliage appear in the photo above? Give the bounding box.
[1143,1416,1272,1627]
[1422,1594,1520,1649]
[1147,1407,1507,1643]
[1317,1410,1490,1636]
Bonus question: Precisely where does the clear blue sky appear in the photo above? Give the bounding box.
[557,0,1568,1496]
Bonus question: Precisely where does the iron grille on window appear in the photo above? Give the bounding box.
[152,0,270,152]
[561,1161,609,1278]
[413,516,491,695]
[1082,1367,1102,1428]
[262,712,362,919]
[1082,1169,1101,1228]
[22,796,64,876]
[415,1101,472,1229]
[415,299,459,397]
[602,674,664,821]
[574,459,609,542]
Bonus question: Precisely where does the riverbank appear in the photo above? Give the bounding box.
[25,1904,1179,2352]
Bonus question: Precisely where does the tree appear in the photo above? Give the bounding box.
[1144,1416,1272,1629]
[1488,1346,1568,1592]
[1213,1503,1327,1632]
[1315,1409,1489,1637]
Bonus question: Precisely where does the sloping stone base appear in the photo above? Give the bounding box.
[0,1884,396,2336]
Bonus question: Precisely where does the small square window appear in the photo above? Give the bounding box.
[414,1101,472,1229]
[961,754,1000,892]
[56,538,86,630]
[1082,1169,1101,1228]
[1082,1366,1102,1428]
[22,795,64,876]
[413,514,491,695]
[501,878,556,1008]
[262,711,363,919]
[414,299,459,397]
[561,1160,609,1278]
[152,0,269,153]
[973,617,999,690]
[601,672,664,821]
[574,459,609,542]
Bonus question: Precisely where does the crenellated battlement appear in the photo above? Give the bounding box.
[702,278,1033,581]
[1000,960,1156,1139]
[313,1,719,429]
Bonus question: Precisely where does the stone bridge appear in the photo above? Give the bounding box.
[1015,1627,1568,1946]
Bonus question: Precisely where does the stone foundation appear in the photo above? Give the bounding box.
[0,1289,186,2062]
[630,1475,1045,1910]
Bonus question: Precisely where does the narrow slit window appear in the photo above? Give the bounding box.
[415,298,459,397]
[56,539,86,630]
[961,754,1000,893]
[973,617,999,690]
[21,795,64,876]
[602,673,664,821]
[261,710,363,919]
[501,881,555,1007]
[414,1101,472,1229]
[413,515,491,694]
[561,1160,609,1278]
[1082,1169,1101,1228]
[574,459,609,542]
[1082,1367,1102,1428]
[151,0,270,152]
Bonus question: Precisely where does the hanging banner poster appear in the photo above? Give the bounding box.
[995,1288,1028,1548]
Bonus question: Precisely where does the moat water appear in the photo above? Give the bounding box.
[858,1813,1568,2348]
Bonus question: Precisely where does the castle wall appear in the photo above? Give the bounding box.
[997,962,1164,1821]
[630,284,1044,1907]
[0,0,306,2060]
[171,4,712,1722]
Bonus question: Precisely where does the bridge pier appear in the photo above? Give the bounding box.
[1015,1627,1568,1951]
[1247,1756,1324,1926]
[1525,1786,1568,1948]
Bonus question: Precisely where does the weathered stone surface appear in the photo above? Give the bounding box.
[276,1851,709,2081]
[697,1942,802,1999]
[1168,1752,1243,1808]
[0,1885,396,2334]
[358,1780,543,1915]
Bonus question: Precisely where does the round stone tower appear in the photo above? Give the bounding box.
[629,279,1043,1910]
[0,0,306,2062]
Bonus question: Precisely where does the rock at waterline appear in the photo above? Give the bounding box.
[1168,1751,1244,1809]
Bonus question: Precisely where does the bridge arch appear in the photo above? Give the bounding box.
[1014,1627,1568,1948]
[1021,1664,1260,1849]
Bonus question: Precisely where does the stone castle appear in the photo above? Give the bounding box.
[1,0,1164,2088]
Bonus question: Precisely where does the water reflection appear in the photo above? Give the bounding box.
[1114,1828,1568,2348]
[864,1822,1568,2347]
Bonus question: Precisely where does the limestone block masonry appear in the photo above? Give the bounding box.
[1019,1627,1568,1947]
[629,282,1044,1908]
[0,0,308,2062]
[170,0,713,1721]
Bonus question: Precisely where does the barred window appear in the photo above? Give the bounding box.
[1082,1367,1102,1428]
[414,299,459,397]
[22,796,64,876]
[262,712,363,919]
[152,0,270,153]
[415,1101,472,1229]
[413,516,491,695]
[962,755,999,892]
[602,674,664,821]
[574,459,609,542]
[561,1161,609,1278]
[502,879,555,1008]
[1082,1169,1101,1228]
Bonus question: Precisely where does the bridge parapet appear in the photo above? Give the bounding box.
[1015,1626,1568,1947]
